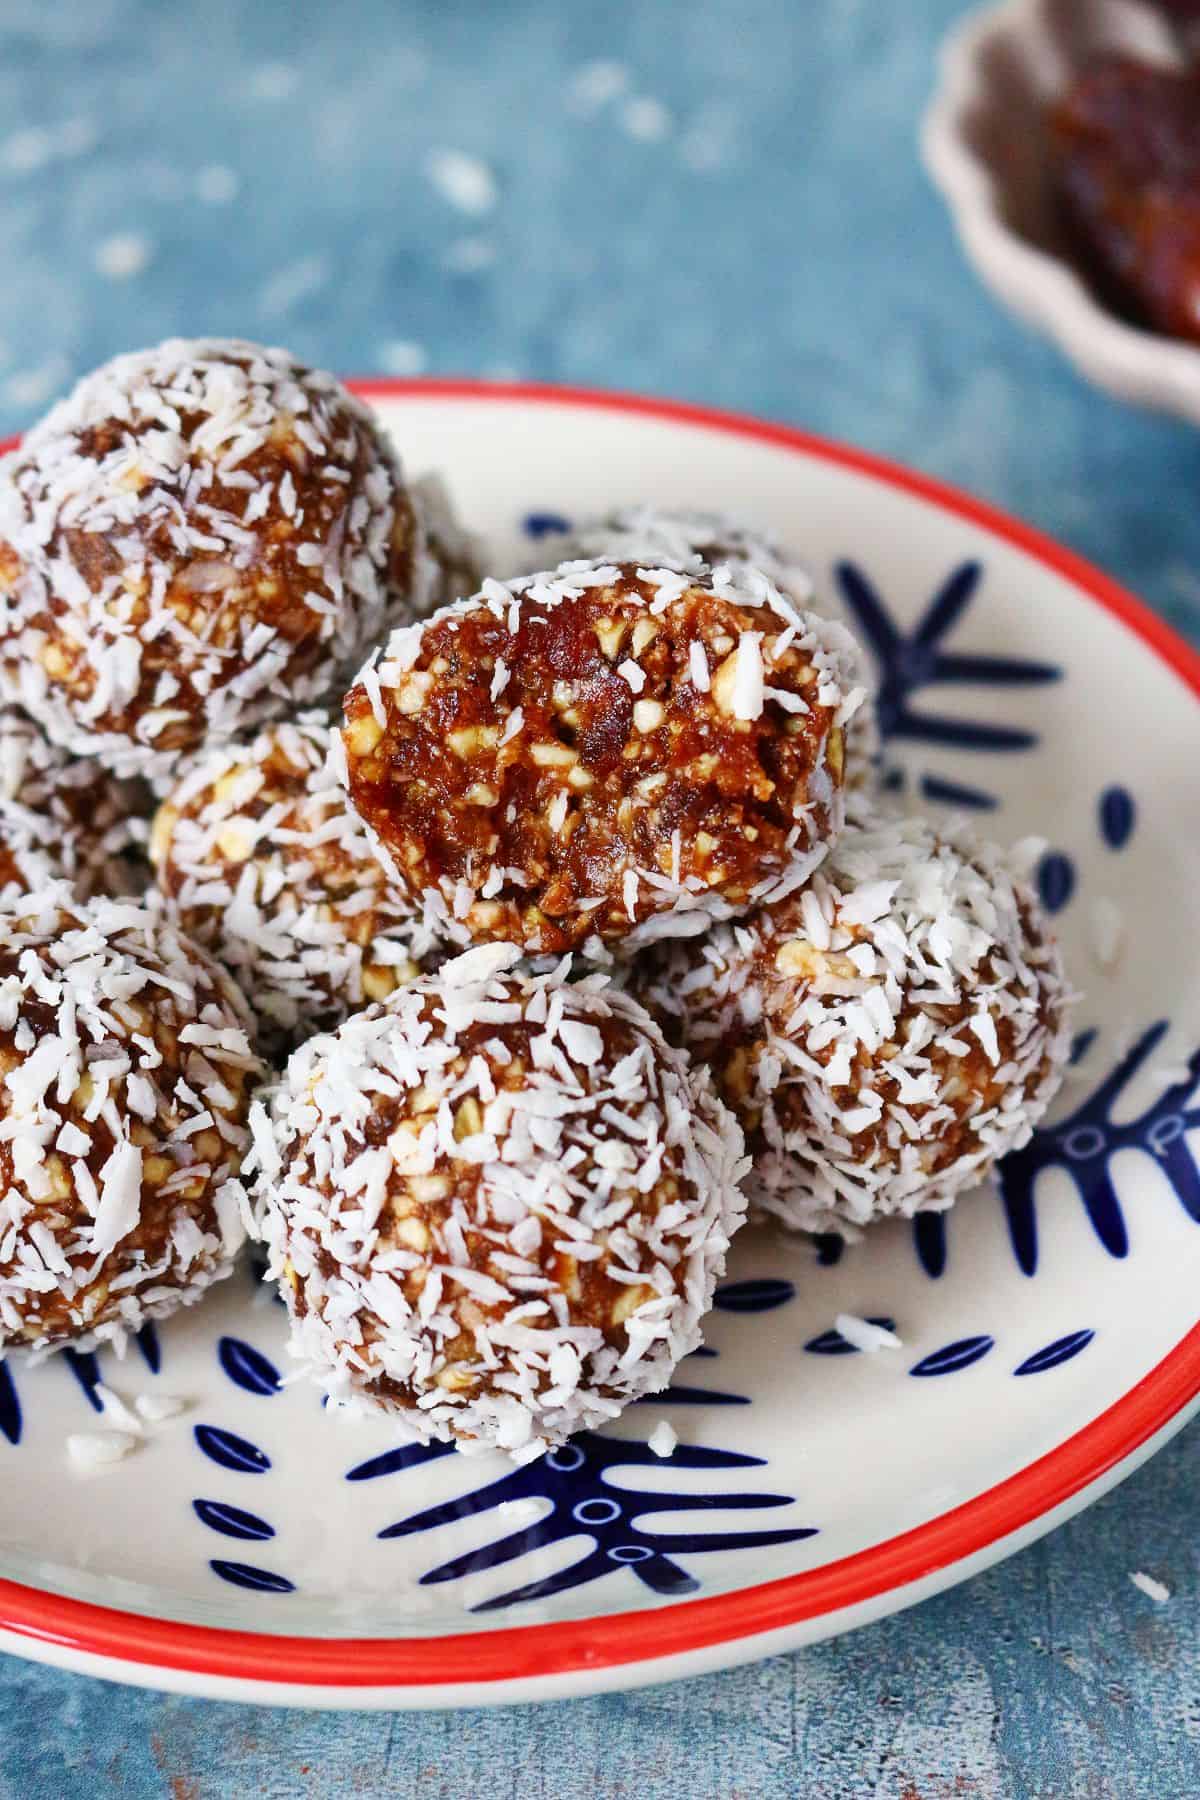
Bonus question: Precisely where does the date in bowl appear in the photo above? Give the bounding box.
[922,0,1200,424]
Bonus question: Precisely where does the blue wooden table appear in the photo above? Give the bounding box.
[0,3,1198,1793]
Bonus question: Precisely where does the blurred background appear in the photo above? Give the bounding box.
[1,2,1199,1796]
[0,0,1197,640]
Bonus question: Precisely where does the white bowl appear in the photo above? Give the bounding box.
[923,0,1200,422]
[2,380,1199,1708]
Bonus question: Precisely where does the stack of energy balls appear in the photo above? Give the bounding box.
[0,340,1073,1469]
[0,339,459,1362]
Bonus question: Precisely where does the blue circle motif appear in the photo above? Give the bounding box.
[1099,786,1136,850]
[1037,851,1076,914]
[1061,1125,1106,1161]
[1147,1114,1187,1154]
[573,1497,622,1526]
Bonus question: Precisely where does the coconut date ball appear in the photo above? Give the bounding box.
[518,504,816,608]
[408,472,483,616]
[0,338,438,782]
[0,811,57,901]
[251,944,748,1460]
[0,705,150,898]
[635,814,1073,1235]
[151,714,463,1054]
[341,558,865,956]
[519,507,882,805]
[0,888,262,1356]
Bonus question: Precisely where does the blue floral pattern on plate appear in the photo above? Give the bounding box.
[0,538,1195,1627]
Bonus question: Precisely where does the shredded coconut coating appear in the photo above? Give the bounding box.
[633,813,1074,1235]
[251,943,748,1460]
[0,338,438,781]
[341,558,865,955]
[0,705,150,899]
[517,506,881,804]
[516,505,817,607]
[407,472,483,617]
[0,887,262,1358]
[0,815,58,902]
[151,714,464,1055]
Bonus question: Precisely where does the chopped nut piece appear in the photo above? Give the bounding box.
[215,822,255,863]
[633,699,666,732]
[709,649,740,715]
[530,742,578,767]
[611,1282,656,1324]
[396,672,435,715]
[594,617,627,658]
[775,937,821,979]
[394,1217,430,1251]
[345,714,384,756]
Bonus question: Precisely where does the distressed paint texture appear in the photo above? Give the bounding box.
[4,1427,1200,1797]
[0,0,1198,1794]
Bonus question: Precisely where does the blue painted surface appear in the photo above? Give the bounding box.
[1,1,1200,1793]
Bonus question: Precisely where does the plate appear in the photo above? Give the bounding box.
[923,0,1200,426]
[1,379,1198,1709]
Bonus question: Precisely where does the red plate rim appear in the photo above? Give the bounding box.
[1,375,1198,1692]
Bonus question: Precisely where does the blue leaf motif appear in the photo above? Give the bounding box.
[634,1381,749,1406]
[1037,851,1075,914]
[713,1279,795,1313]
[919,773,997,813]
[194,1499,276,1541]
[834,557,1060,807]
[805,1317,897,1356]
[815,1234,845,1267]
[913,1212,947,1279]
[218,1336,282,1397]
[209,1559,294,1594]
[136,1322,161,1374]
[910,1336,994,1377]
[522,511,570,539]
[376,1430,815,1613]
[1014,1330,1096,1376]
[194,1424,271,1474]
[0,1363,20,1446]
[346,1441,456,1482]
[61,1348,103,1411]
[1099,786,1135,850]
[1004,1186,1039,1279]
[996,1021,1200,1273]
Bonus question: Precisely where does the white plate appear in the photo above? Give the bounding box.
[923,0,1200,425]
[1,379,1198,1709]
